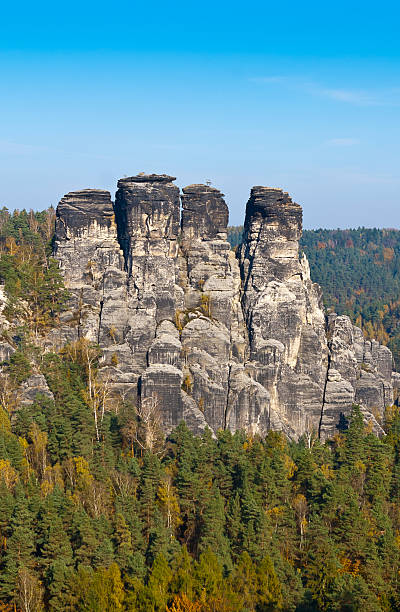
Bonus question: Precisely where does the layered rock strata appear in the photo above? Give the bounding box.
[320,314,392,439]
[179,185,272,434]
[52,189,125,344]
[238,187,329,436]
[51,175,396,439]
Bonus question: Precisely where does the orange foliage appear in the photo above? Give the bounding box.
[166,595,201,612]
[339,557,361,577]
[0,604,17,612]
[383,247,394,262]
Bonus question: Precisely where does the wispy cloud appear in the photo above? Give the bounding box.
[0,140,47,155]
[325,138,360,146]
[343,171,400,185]
[317,88,381,106]
[321,168,400,186]
[250,77,400,107]
[0,140,112,160]
[249,76,288,84]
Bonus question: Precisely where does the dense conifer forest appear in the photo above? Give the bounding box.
[0,210,398,610]
[228,226,400,368]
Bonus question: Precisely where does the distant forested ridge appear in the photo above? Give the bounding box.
[227,226,244,251]
[228,226,400,367]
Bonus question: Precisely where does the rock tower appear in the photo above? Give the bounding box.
[52,174,395,439]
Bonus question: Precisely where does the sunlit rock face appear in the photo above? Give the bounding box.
[55,189,116,239]
[238,187,329,436]
[179,184,267,435]
[180,184,229,241]
[52,189,126,348]
[55,189,122,284]
[320,315,392,439]
[52,176,395,439]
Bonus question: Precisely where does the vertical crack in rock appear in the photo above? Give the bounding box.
[97,299,104,345]
[319,349,332,438]
[319,314,392,440]
[52,177,396,440]
[113,174,183,431]
[179,184,238,433]
[238,187,328,437]
[224,364,232,430]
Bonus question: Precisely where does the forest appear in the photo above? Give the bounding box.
[0,210,398,610]
[228,226,400,368]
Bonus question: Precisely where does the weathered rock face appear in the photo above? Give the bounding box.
[52,176,396,440]
[52,189,125,345]
[19,374,54,406]
[181,184,229,241]
[55,189,116,241]
[320,314,393,439]
[238,187,329,436]
[179,185,262,434]
[112,175,184,429]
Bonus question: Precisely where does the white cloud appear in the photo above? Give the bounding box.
[318,88,380,106]
[325,138,360,146]
[250,77,400,107]
[0,140,47,155]
[248,76,288,84]
[0,140,111,160]
[320,167,400,186]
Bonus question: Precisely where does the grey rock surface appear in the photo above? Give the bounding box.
[52,188,126,346]
[238,187,328,436]
[0,341,15,363]
[52,175,396,440]
[19,374,54,406]
[319,315,393,439]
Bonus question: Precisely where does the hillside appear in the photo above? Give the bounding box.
[228,226,400,368]
[0,187,398,610]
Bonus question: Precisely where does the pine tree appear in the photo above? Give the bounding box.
[198,484,231,568]
[226,492,242,558]
[0,494,36,602]
[139,452,162,543]
[170,545,195,601]
[113,513,134,573]
[229,552,258,610]
[71,563,124,612]
[146,553,173,611]
[70,509,98,568]
[255,555,283,611]
[193,548,223,603]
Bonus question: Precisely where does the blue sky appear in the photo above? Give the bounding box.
[0,0,399,227]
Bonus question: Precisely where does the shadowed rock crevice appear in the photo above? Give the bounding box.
[52,175,395,439]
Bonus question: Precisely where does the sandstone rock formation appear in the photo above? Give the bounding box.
[19,374,54,406]
[238,187,328,437]
[320,314,392,439]
[52,175,396,440]
[52,189,125,346]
